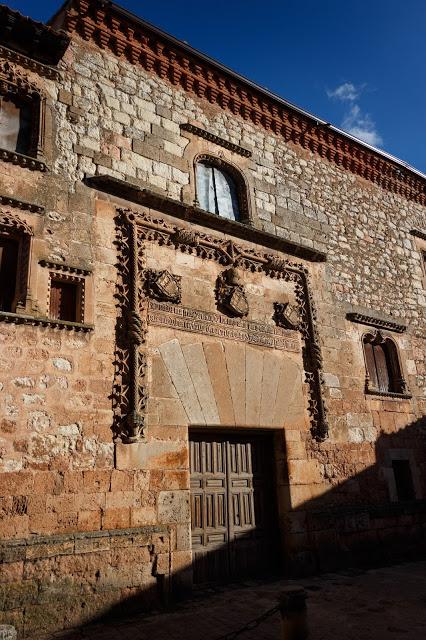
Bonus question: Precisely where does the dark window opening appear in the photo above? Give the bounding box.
[364,336,404,394]
[0,236,19,312]
[49,279,80,322]
[0,94,34,156]
[196,161,241,221]
[392,460,415,502]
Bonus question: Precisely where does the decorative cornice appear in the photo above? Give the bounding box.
[0,148,48,173]
[366,389,412,400]
[0,211,33,236]
[346,312,407,333]
[410,228,426,242]
[0,59,42,97]
[55,0,426,206]
[180,123,252,157]
[0,5,69,67]
[0,44,61,81]
[0,310,93,332]
[0,194,44,214]
[84,174,326,263]
[39,259,92,276]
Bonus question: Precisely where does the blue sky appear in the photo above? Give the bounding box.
[6,0,426,173]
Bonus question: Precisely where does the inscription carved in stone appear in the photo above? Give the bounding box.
[148,300,299,352]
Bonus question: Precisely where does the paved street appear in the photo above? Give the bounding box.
[52,561,426,640]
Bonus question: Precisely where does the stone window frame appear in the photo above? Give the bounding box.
[361,330,410,399]
[0,210,33,313]
[46,270,86,324]
[0,61,47,171]
[193,153,252,226]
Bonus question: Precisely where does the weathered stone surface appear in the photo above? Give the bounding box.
[158,491,190,524]
[0,626,17,640]
[182,343,220,425]
[159,339,204,424]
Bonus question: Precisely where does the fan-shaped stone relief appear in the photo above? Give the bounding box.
[150,337,305,429]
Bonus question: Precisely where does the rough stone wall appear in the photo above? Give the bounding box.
[49,36,426,484]
[0,26,426,637]
[0,526,171,638]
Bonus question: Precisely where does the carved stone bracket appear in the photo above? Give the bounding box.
[115,207,329,442]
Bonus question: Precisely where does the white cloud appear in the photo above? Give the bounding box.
[327,82,360,102]
[326,82,383,148]
[341,105,383,147]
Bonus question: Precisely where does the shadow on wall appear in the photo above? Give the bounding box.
[288,415,426,575]
[13,417,426,639]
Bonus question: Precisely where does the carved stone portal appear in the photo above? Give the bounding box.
[216,267,249,317]
[146,269,181,304]
[116,207,330,442]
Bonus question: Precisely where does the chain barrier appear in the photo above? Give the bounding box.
[212,604,280,640]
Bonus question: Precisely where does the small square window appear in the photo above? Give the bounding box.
[49,275,84,323]
[392,459,415,502]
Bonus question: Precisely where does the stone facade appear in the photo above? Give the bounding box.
[0,1,425,637]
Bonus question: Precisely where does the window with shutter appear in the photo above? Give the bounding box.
[364,342,378,390]
[49,276,83,323]
[374,344,390,392]
[363,333,406,395]
[196,161,241,221]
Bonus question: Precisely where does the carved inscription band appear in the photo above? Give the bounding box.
[148,300,300,352]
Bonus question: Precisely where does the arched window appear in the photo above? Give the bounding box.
[363,331,407,395]
[195,159,242,222]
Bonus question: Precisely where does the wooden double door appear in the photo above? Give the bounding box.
[190,432,279,584]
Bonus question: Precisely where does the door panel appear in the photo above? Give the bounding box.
[190,432,278,584]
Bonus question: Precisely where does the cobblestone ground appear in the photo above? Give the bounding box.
[53,561,426,640]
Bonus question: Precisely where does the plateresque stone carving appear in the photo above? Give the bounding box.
[216,267,249,317]
[146,269,182,304]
